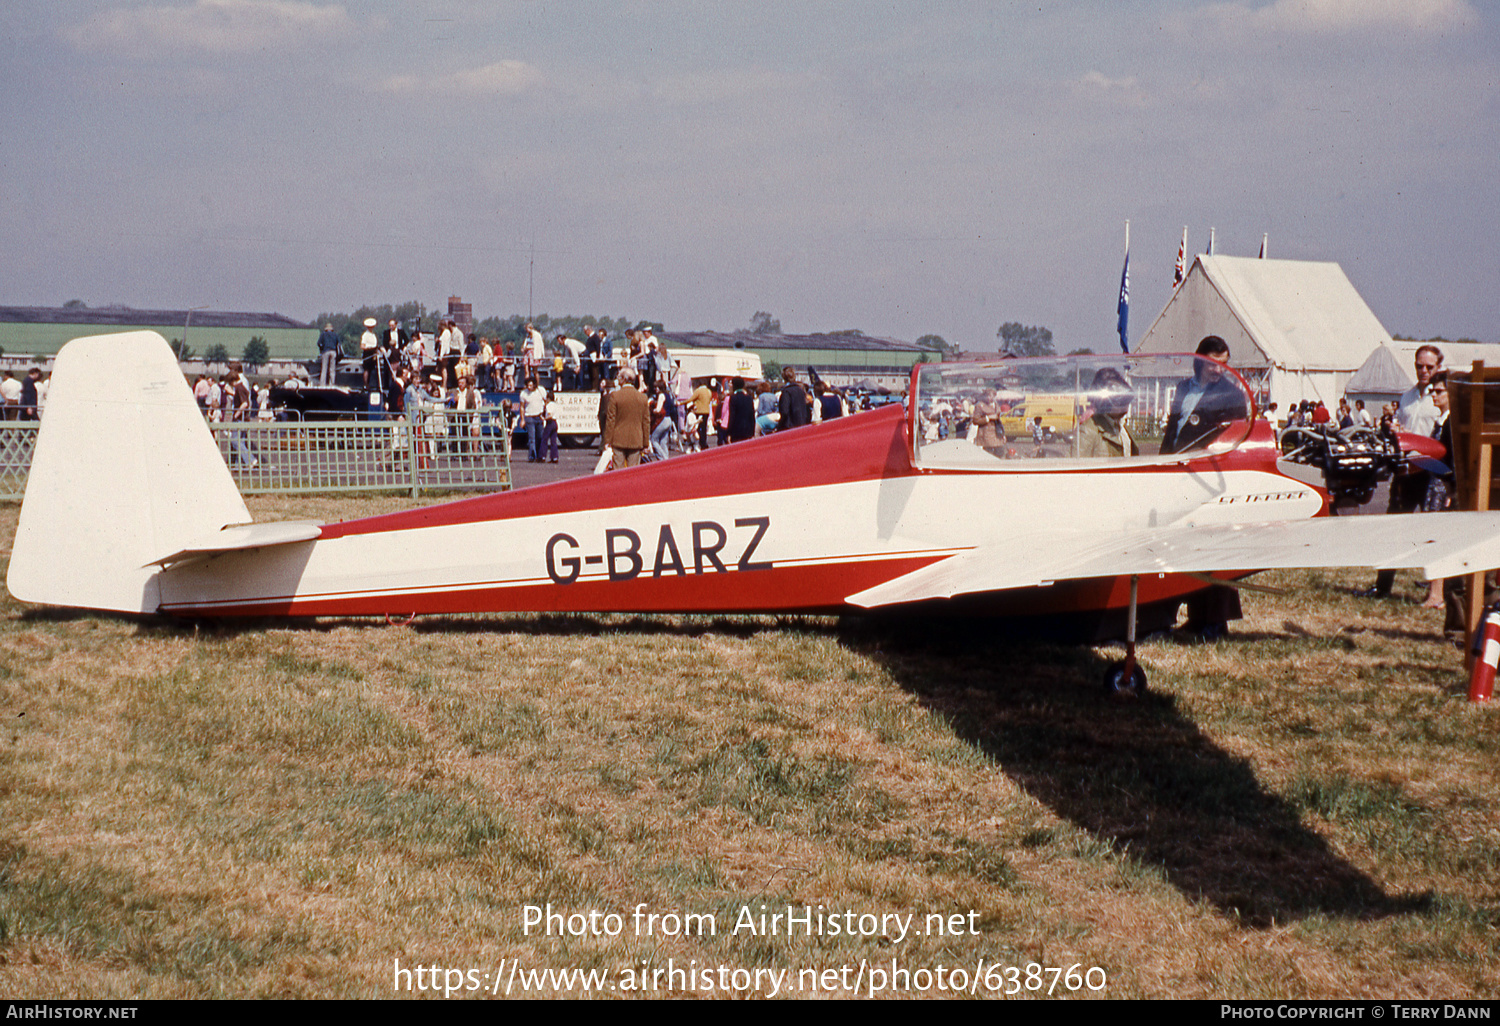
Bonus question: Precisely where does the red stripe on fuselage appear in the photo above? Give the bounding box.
[162,553,947,618]
[318,404,918,540]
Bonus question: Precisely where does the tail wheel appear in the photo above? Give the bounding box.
[1103,660,1147,698]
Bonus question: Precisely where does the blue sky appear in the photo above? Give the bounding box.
[2,0,1495,351]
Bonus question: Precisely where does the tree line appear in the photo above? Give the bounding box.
[169,335,268,370]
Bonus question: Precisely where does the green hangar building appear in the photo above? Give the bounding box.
[0,305,316,363]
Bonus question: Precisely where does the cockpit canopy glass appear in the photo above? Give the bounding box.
[911,354,1255,469]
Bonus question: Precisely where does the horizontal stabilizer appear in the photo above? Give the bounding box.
[847,512,1500,609]
[150,521,323,567]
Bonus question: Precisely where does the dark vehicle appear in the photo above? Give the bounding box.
[1279,423,1403,508]
[270,355,400,420]
[481,392,525,443]
[267,384,373,420]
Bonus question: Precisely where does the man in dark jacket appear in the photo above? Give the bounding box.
[382,319,410,356]
[1161,335,1245,638]
[727,377,756,442]
[1160,335,1244,454]
[316,323,341,385]
[777,367,811,431]
[18,368,41,420]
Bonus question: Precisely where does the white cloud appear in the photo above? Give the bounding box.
[380,60,543,98]
[65,1,356,55]
[1208,0,1477,36]
[1073,71,1148,108]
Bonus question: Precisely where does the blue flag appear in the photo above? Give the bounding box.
[1116,247,1130,353]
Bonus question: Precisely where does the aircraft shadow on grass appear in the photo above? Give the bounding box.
[837,618,1432,929]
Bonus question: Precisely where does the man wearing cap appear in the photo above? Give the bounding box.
[317,322,341,386]
[359,318,379,390]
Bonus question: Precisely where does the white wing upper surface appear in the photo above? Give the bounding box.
[846,512,1500,608]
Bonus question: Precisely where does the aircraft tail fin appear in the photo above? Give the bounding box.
[6,331,252,613]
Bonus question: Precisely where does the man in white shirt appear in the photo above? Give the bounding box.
[438,319,463,389]
[0,372,22,419]
[1393,346,1442,439]
[520,376,548,462]
[359,318,379,390]
[449,320,465,371]
[560,336,586,390]
[524,324,546,377]
[1364,344,1443,598]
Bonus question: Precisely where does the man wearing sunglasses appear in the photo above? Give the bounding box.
[1363,345,1443,599]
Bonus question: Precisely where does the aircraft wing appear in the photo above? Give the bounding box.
[846,512,1500,609]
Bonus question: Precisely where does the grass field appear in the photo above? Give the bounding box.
[0,494,1496,999]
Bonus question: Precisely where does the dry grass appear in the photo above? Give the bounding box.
[0,495,1496,999]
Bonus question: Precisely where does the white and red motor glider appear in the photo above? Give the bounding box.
[10,332,1500,693]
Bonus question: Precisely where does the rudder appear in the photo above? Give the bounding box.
[6,331,251,613]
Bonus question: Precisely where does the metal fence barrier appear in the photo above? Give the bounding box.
[0,423,38,501]
[0,414,511,501]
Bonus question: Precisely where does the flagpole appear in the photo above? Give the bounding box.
[1117,220,1131,354]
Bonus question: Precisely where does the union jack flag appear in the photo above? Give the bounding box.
[1173,227,1187,287]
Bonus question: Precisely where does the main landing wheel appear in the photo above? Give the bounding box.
[1103,660,1147,699]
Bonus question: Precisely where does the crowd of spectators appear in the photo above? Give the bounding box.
[1270,398,1377,433]
[0,369,46,420]
[354,320,656,396]
[299,319,863,468]
[593,364,848,470]
[592,364,842,470]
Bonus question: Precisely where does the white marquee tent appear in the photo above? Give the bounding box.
[1346,340,1500,407]
[1134,255,1391,414]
